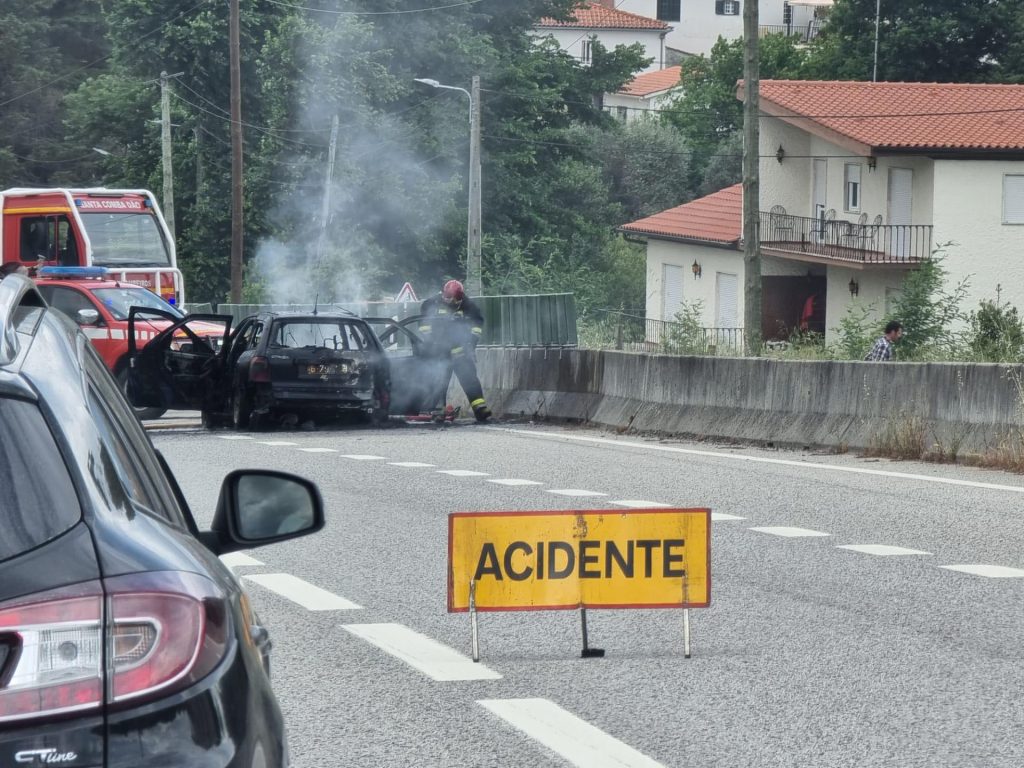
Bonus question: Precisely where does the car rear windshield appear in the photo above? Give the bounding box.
[93,287,184,321]
[0,398,82,562]
[269,320,372,351]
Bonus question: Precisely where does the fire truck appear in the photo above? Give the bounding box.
[0,187,183,305]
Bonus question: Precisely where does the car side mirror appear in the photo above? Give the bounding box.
[201,470,325,555]
[76,308,101,326]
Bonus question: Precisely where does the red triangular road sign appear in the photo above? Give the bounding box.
[394,282,418,303]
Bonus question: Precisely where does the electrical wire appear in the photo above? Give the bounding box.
[261,0,483,15]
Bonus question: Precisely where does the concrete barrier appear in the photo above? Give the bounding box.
[469,348,1024,453]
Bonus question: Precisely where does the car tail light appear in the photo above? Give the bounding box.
[250,355,271,383]
[0,573,229,724]
[105,571,228,704]
[0,582,104,723]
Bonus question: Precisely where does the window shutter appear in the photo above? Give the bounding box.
[662,264,684,321]
[1004,175,1024,224]
[716,273,738,327]
[715,0,725,15]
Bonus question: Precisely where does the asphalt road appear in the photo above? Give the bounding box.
[154,418,1024,768]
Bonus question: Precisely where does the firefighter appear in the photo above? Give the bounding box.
[419,279,492,422]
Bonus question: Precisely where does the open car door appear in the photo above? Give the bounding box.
[127,307,233,412]
[364,315,451,415]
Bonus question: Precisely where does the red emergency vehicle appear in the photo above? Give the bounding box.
[33,267,226,419]
[0,187,183,305]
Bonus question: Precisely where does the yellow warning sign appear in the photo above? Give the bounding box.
[447,509,710,612]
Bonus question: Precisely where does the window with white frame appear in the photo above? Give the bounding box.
[581,38,593,65]
[1004,174,1024,224]
[844,163,862,212]
[616,106,628,121]
[715,0,740,15]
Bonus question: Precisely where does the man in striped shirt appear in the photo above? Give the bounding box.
[864,320,903,361]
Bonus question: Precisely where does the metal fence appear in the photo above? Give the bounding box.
[585,311,744,356]
[758,20,824,42]
[184,293,578,347]
[760,211,932,264]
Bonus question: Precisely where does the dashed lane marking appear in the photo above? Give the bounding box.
[939,564,1024,578]
[438,470,491,477]
[389,461,436,468]
[497,429,1024,495]
[299,448,338,453]
[837,544,932,557]
[547,489,609,498]
[711,512,747,521]
[259,441,298,446]
[243,574,362,610]
[478,698,665,768]
[750,526,831,538]
[220,552,264,569]
[217,435,253,440]
[342,623,502,682]
[340,454,387,461]
[489,479,544,486]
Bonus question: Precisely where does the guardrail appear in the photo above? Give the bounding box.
[761,211,932,264]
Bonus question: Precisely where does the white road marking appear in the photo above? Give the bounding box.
[298,448,338,453]
[711,512,747,521]
[219,552,264,568]
[340,454,386,461]
[489,479,544,486]
[217,435,253,440]
[608,500,672,509]
[750,526,831,538]
[498,429,1024,495]
[260,441,297,446]
[478,698,665,768]
[243,574,362,610]
[547,489,608,497]
[389,461,436,468]
[837,544,932,557]
[342,623,501,681]
[939,564,1024,578]
[438,470,491,477]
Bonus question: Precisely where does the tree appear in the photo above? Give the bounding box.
[807,0,1017,83]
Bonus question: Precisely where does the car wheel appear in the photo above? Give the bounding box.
[232,389,252,430]
[116,367,166,421]
[200,409,226,430]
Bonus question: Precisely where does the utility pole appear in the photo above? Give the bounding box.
[228,0,244,303]
[872,0,881,82]
[467,75,482,297]
[742,0,762,355]
[313,115,340,309]
[193,127,204,205]
[159,71,176,240]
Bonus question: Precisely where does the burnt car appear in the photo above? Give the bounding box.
[0,274,325,766]
[128,310,391,429]
[361,314,454,417]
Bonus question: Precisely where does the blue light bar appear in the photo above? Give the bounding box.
[38,266,109,279]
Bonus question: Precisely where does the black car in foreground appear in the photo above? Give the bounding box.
[0,274,325,766]
[128,310,454,430]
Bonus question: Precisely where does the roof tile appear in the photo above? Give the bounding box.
[619,66,682,97]
[620,184,742,245]
[538,3,670,30]
[756,80,1024,151]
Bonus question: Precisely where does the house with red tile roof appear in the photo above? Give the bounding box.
[605,66,682,121]
[621,80,1024,345]
[532,2,671,74]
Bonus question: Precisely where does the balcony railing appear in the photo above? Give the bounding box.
[760,211,932,264]
[586,311,745,355]
[758,20,824,43]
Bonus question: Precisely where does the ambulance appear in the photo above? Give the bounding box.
[0,187,183,305]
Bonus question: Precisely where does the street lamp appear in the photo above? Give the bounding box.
[415,76,482,297]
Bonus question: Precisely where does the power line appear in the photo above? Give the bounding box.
[261,0,483,14]
[0,0,213,109]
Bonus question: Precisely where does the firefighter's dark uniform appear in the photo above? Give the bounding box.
[419,294,491,421]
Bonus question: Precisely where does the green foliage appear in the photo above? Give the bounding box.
[807,0,1018,82]
[663,301,707,355]
[830,300,878,360]
[967,299,1024,362]
[885,254,968,359]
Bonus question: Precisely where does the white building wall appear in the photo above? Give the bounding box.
[823,266,907,345]
[645,239,745,327]
[933,159,1024,316]
[760,118,812,216]
[604,90,678,121]
[533,28,666,72]
[614,0,811,56]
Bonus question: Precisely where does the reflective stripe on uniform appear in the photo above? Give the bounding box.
[470,398,487,408]
[471,326,482,336]
[451,346,464,356]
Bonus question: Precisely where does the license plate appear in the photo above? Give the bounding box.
[300,363,347,377]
